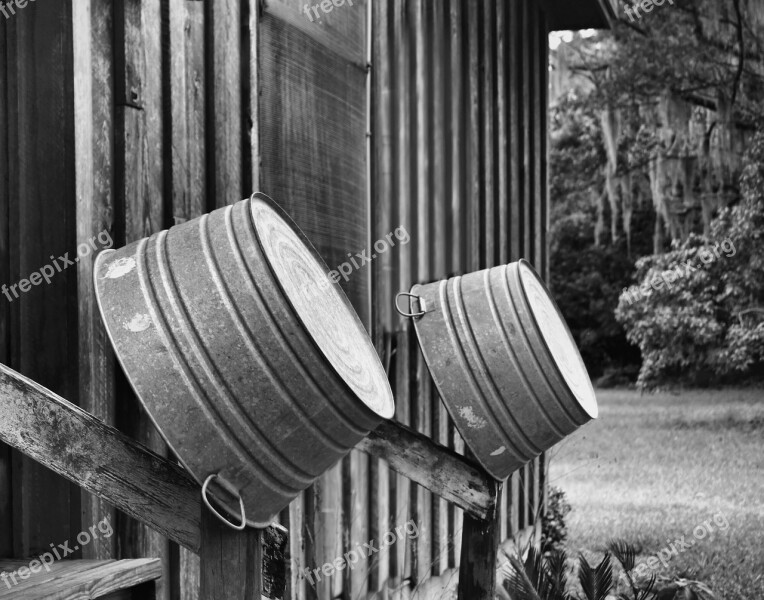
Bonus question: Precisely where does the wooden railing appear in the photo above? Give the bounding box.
[0,363,505,599]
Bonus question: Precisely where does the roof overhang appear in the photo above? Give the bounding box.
[538,0,617,31]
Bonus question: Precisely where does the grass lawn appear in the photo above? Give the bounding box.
[547,388,764,600]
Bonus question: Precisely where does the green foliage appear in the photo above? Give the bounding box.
[541,486,572,554]
[550,212,642,378]
[502,541,654,600]
[615,133,764,388]
[549,97,606,224]
[578,553,613,600]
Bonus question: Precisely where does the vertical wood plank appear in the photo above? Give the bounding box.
[392,0,413,583]
[346,447,369,598]
[509,0,522,262]
[522,0,533,262]
[481,0,495,268]
[285,492,307,600]
[168,3,206,595]
[466,0,480,274]
[73,0,117,560]
[448,0,463,276]
[114,1,170,598]
[170,0,206,224]
[371,0,394,587]
[199,510,262,600]
[509,470,520,535]
[496,0,510,546]
[431,0,451,575]
[0,14,12,560]
[312,464,343,600]
[413,0,433,587]
[245,0,259,195]
[537,1,549,277]
[8,0,79,558]
[448,0,465,568]
[207,0,242,209]
[457,483,501,600]
[496,0,509,270]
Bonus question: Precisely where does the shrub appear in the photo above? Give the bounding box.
[541,486,572,554]
[615,133,764,389]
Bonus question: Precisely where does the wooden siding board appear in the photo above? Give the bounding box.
[346,449,370,597]
[466,0,480,274]
[0,14,12,561]
[391,0,412,582]
[8,0,79,558]
[447,0,465,568]
[522,0,533,263]
[167,2,207,595]
[496,0,509,269]
[257,5,369,321]
[371,0,394,586]
[509,0,522,262]
[170,0,206,225]
[482,0,495,269]
[207,0,242,209]
[73,0,117,561]
[448,0,463,277]
[114,1,170,597]
[257,4,368,598]
[431,1,451,574]
[495,0,509,545]
[413,0,432,586]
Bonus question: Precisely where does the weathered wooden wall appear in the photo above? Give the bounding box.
[0,0,550,598]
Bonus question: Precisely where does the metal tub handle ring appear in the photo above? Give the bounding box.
[395,292,427,318]
[202,473,247,531]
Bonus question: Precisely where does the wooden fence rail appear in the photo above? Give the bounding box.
[0,360,504,598]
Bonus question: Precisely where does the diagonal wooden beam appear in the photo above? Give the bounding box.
[356,420,498,521]
[0,359,497,528]
[0,363,289,599]
[0,363,200,551]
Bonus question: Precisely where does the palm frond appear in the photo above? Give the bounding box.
[504,554,544,600]
[545,549,569,600]
[636,574,657,600]
[523,546,553,599]
[607,539,637,572]
[578,552,614,600]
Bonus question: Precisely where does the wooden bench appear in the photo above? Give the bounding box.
[0,558,161,599]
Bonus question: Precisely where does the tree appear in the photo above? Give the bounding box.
[615,132,764,388]
[549,0,764,386]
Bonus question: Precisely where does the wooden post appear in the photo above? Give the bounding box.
[457,482,503,600]
[200,510,287,600]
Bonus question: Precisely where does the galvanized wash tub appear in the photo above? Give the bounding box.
[397,260,597,480]
[95,193,394,528]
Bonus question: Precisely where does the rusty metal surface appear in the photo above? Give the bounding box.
[94,193,394,527]
[407,260,597,480]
